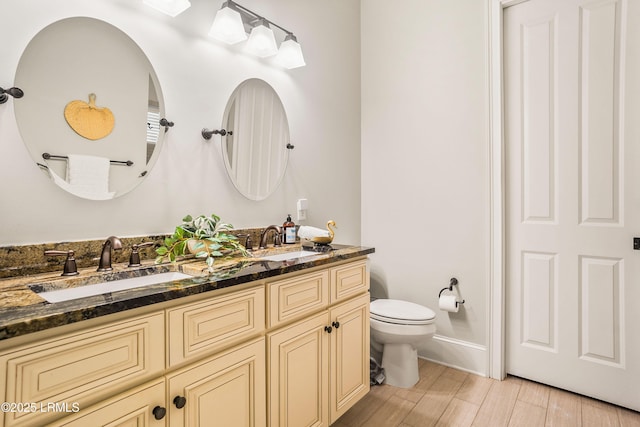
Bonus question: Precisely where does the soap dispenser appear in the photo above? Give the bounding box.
[282,214,296,244]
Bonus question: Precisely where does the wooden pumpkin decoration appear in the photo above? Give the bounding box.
[64,93,115,140]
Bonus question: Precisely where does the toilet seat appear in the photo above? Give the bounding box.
[370,299,436,325]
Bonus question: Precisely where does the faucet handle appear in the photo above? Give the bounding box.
[236,234,254,251]
[44,250,79,276]
[245,234,254,251]
[128,242,155,267]
[274,232,282,247]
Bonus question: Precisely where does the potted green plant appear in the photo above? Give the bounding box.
[155,214,249,272]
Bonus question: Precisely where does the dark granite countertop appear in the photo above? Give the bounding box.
[0,244,374,341]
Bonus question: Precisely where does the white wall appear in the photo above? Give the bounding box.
[2,0,492,374]
[0,0,361,246]
[361,0,490,375]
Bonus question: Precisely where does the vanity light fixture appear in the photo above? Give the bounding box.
[275,34,306,69]
[0,86,24,104]
[209,0,306,68]
[245,19,278,58]
[143,0,191,17]
[208,1,247,44]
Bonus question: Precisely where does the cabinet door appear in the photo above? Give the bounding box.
[329,294,370,424]
[49,378,166,427]
[267,312,329,427]
[167,337,266,427]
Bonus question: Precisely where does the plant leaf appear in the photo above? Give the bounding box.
[176,240,187,255]
[207,243,222,251]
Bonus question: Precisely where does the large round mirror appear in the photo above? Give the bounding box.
[14,17,165,200]
[221,79,290,201]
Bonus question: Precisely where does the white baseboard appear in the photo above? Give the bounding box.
[417,334,488,377]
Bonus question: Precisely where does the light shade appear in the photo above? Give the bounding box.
[208,4,247,44]
[245,21,278,58]
[275,34,306,69]
[143,0,191,17]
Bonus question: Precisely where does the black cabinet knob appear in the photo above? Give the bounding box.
[324,325,332,333]
[173,395,187,409]
[152,406,166,420]
[332,321,340,329]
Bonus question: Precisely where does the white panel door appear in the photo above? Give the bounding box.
[505,0,640,411]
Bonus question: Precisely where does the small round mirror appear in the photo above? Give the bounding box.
[14,17,165,200]
[221,79,290,201]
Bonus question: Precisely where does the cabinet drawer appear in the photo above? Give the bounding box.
[0,312,164,427]
[168,285,265,366]
[330,260,369,303]
[267,270,329,328]
[49,378,166,427]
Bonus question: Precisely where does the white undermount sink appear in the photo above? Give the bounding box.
[258,250,318,262]
[33,271,192,303]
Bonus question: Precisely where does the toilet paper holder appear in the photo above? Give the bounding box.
[438,277,465,307]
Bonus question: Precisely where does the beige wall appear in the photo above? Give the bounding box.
[0,0,361,246]
[361,0,490,374]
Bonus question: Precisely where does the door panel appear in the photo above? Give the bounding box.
[504,0,640,411]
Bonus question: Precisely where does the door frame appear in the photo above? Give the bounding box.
[487,0,529,380]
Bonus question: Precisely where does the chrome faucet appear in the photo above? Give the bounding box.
[97,236,123,271]
[259,226,282,249]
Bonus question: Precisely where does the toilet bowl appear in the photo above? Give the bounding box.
[370,299,436,388]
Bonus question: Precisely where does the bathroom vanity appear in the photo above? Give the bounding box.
[0,245,373,427]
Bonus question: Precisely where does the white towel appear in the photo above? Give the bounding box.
[66,154,115,200]
[298,225,330,239]
[49,169,74,192]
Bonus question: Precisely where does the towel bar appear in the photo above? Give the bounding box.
[42,153,133,166]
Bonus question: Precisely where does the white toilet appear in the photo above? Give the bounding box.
[370,299,436,388]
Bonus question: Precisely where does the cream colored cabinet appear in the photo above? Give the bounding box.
[328,293,370,423]
[266,260,370,427]
[0,285,264,427]
[167,286,265,367]
[167,337,266,427]
[0,260,368,427]
[267,311,330,427]
[50,339,267,427]
[0,312,165,427]
[330,260,369,304]
[48,378,166,427]
[267,270,329,329]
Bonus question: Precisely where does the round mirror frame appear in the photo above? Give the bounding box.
[221,79,290,201]
[14,17,166,200]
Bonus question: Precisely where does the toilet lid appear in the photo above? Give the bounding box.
[370,299,436,325]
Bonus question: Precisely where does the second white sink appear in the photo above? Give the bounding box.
[33,271,192,303]
[258,250,318,262]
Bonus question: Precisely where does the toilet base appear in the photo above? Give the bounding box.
[381,343,419,388]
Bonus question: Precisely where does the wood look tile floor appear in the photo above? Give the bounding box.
[334,359,640,427]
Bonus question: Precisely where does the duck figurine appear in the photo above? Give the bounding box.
[310,220,336,245]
